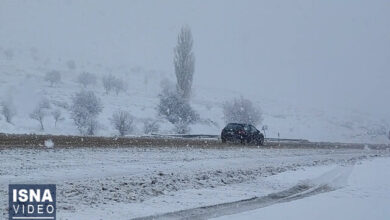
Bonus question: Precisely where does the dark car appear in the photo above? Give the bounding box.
[221,123,264,145]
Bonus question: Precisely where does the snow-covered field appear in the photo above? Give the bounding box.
[1,146,389,219]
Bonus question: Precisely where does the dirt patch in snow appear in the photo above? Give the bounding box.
[0,133,388,149]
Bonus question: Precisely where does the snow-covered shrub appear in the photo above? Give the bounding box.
[102,74,127,95]
[158,86,198,134]
[143,119,160,134]
[1,100,16,124]
[223,97,262,126]
[44,70,61,86]
[70,91,103,135]
[110,111,134,136]
[77,72,97,88]
[102,74,115,94]
[174,26,195,99]
[30,99,51,130]
[51,109,64,127]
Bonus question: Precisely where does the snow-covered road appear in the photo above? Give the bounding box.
[214,157,390,220]
[1,146,389,219]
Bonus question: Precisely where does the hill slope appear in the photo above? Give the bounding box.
[0,48,389,143]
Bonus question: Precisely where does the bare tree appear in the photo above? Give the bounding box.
[77,72,97,88]
[174,26,195,99]
[70,91,103,135]
[51,109,64,127]
[111,111,134,136]
[44,70,61,86]
[102,74,127,95]
[261,125,268,138]
[30,100,51,130]
[223,97,263,126]
[1,100,16,124]
[102,74,115,94]
[143,119,160,134]
[30,107,46,130]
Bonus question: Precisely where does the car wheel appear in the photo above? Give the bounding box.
[256,137,264,146]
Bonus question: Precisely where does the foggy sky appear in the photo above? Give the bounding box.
[0,0,389,117]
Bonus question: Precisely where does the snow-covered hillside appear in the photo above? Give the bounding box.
[0,48,389,143]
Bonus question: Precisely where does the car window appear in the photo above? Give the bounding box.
[226,124,243,130]
[250,125,257,132]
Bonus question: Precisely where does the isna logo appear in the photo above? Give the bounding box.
[9,184,56,220]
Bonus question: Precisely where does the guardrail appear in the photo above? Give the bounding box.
[151,134,219,139]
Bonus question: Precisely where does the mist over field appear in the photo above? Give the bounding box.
[0,0,389,143]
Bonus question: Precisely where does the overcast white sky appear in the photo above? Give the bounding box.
[0,0,389,117]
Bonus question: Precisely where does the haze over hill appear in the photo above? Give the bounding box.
[0,0,389,143]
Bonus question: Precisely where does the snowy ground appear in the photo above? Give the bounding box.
[214,157,390,220]
[1,145,389,219]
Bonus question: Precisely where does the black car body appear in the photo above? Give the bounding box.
[221,123,264,145]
